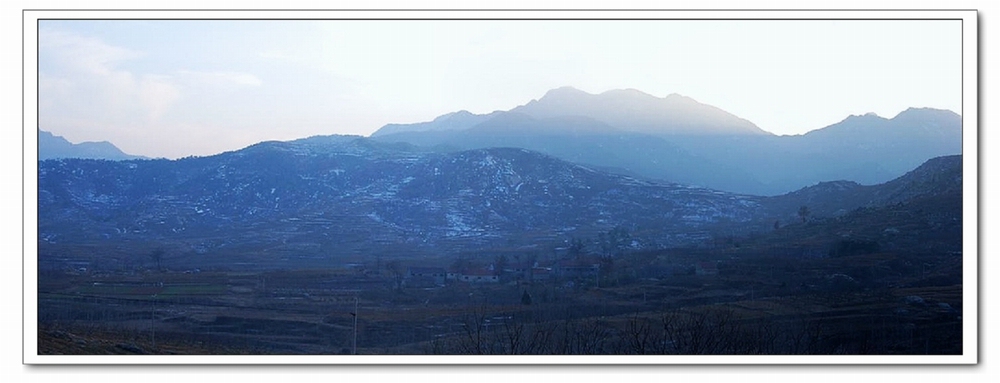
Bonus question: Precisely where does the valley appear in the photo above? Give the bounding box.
[37,235,963,355]
[34,87,967,356]
[35,137,964,355]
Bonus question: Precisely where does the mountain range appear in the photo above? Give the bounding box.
[371,87,962,196]
[35,86,964,269]
[37,137,760,261]
[37,130,145,161]
[37,131,962,269]
[37,87,961,197]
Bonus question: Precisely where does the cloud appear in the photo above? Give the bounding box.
[138,75,183,122]
[177,70,263,87]
[39,28,182,125]
[37,28,261,152]
[38,29,142,76]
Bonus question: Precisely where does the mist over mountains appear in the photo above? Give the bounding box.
[35,86,964,267]
[371,87,961,196]
[510,86,769,136]
[34,86,966,357]
[37,87,961,197]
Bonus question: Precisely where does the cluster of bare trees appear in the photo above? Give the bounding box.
[428,305,934,355]
[447,307,617,354]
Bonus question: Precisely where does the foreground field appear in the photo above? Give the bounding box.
[36,248,963,356]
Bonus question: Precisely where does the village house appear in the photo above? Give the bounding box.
[458,268,500,283]
[554,257,601,279]
[406,266,448,287]
[502,260,540,282]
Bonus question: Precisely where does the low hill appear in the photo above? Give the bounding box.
[38,136,767,269]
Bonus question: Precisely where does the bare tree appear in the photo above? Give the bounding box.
[385,260,405,291]
[149,248,165,271]
[798,205,811,223]
[459,305,488,354]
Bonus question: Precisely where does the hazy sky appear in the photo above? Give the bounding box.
[36,18,962,159]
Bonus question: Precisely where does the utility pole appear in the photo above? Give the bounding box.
[150,294,157,350]
[352,296,359,355]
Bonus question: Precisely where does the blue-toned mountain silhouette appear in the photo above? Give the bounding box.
[38,130,961,269]
[38,129,146,161]
[371,87,961,196]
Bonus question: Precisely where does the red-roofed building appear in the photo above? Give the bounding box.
[406,266,448,287]
[458,268,499,283]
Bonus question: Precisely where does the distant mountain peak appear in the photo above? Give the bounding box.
[542,85,588,97]
[821,108,961,134]
[530,86,592,105]
[543,86,663,104]
[373,86,770,139]
[664,92,690,99]
[434,110,475,121]
[826,113,888,129]
[892,107,962,122]
[371,110,496,137]
[845,112,884,120]
[38,129,145,161]
[511,86,768,136]
[898,106,957,114]
[599,88,654,98]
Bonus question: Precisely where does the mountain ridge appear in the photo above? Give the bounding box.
[761,154,962,220]
[37,132,962,270]
[37,139,764,268]
[510,86,770,136]
[370,87,961,196]
[38,129,146,161]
